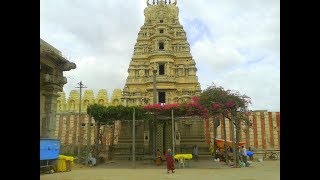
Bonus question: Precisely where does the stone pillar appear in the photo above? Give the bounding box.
[175,131,181,153]
[41,84,61,138]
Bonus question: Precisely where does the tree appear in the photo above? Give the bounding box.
[87,104,147,160]
[198,83,252,167]
[224,88,251,167]
[199,84,228,163]
[104,105,146,160]
[87,103,107,158]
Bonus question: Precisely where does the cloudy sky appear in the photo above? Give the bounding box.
[40,0,280,112]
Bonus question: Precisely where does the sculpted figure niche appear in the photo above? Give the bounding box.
[139,69,145,77]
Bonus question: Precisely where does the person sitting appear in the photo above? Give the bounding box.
[210,145,214,156]
[227,146,233,163]
[240,146,247,163]
[215,148,221,160]
[192,145,199,161]
[88,151,96,166]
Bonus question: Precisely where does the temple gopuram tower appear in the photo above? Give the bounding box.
[114,0,205,159]
[122,0,201,106]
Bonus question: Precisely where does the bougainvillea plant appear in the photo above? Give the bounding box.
[142,96,209,119]
[198,83,252,167]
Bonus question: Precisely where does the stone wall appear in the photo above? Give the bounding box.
[53,110,280,157]
[207,111,280,151]
[54,113,121,156]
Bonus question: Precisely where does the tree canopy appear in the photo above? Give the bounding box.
[87,104,147,124]
[199,83,252,118]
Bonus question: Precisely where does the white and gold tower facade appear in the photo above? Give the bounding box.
[122,0,201,106]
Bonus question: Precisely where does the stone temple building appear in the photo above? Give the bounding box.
[40,38,76,138]
[118,0,204,158]
[52,0,280,160]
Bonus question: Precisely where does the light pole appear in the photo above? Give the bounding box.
[152,69,157,105]
[76,81,86,161]
[152,69,157,156]
[132,108,136,168]
[171,109,175,154]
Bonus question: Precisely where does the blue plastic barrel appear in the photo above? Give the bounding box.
[40,138,60,160]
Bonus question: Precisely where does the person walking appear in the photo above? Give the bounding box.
[164,149,175,173]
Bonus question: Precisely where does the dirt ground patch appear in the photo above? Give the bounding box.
[40,160,280,180]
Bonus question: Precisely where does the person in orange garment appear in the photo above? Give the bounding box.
[164,148,175,173]
[155,149,162,166]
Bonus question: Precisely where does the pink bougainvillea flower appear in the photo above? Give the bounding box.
[213,103,220,110]
[226,100,234,108]
[192,96,199,103]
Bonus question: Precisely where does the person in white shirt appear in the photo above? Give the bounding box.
[240,146,247,163]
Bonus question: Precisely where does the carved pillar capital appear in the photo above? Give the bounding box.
[41,73,67,89]
[42,84,63,96]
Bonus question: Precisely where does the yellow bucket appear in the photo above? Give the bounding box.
[56,155,74,172]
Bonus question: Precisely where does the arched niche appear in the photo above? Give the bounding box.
[98,99,104,105]
[83,99,89,111]
[113,99,119,106]
[69,100,76,111]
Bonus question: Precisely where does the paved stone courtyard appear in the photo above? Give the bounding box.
[40,159,280,180]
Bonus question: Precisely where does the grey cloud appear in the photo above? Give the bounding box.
[41,0,279,111]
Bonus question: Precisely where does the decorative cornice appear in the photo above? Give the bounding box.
[40,38,77,71]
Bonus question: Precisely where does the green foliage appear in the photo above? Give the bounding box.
[87,103,107,124]
[112,105,147,120]
[87,104,149,124]
[105,106,121,122]
[131,106,148,120]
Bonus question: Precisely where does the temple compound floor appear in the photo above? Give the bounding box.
[40,160,280,180]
